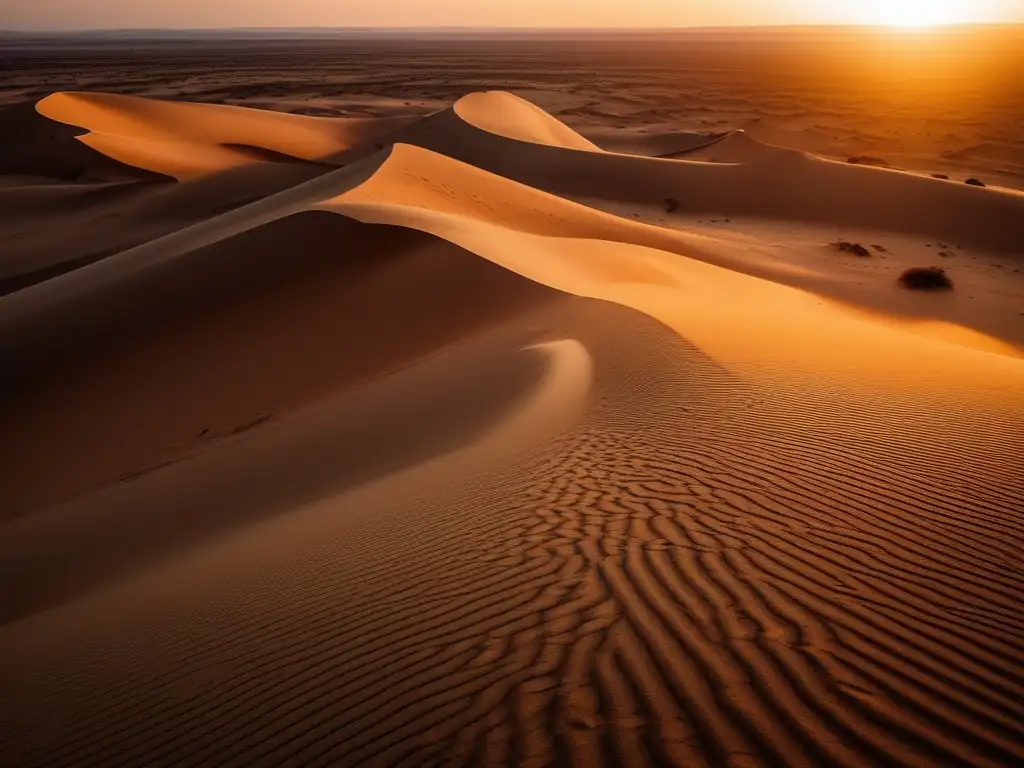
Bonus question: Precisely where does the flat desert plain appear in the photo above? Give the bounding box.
[1,27,1023,767]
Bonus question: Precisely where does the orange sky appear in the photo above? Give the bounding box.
[2,0,1021,30]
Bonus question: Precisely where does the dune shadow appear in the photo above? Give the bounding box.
[0,309,551,625]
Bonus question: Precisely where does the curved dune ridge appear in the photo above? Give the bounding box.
[36,91,415,179]
[452,90,603,151]
[673,129,803,163]
[321,142,1024,370]
[1,90,1023,767]
[582,126,722,157]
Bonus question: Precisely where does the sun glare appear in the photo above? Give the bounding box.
[858,0,974,27]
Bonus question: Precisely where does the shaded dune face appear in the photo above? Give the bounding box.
[0,99,166,183]
[0,214,559,519]
[1,89,1022,768]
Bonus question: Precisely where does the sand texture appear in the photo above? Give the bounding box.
[2,33,1023,767]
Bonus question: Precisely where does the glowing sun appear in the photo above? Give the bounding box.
[858,0,974,27]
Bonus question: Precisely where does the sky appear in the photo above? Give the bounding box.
[2,0,1022,31]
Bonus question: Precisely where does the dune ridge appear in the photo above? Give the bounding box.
[1,88,1022,767]
[36,91,415,179]
[453,91,603,151]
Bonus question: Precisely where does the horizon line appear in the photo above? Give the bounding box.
[3,22,1022,34]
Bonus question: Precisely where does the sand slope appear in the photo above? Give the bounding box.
[1,90,1022,767]
[36,91,414,179]
[0,162,335,295]
[453,91,602,151]
[385,96,1024,254]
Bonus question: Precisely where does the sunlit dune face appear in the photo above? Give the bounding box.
[858,0,976,27]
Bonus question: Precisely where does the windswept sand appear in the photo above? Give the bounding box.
[1,80,1023,767]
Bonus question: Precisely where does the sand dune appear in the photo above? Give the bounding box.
[1,88,1022,767]
[324,142,1024,371]
[453,91,602,151]
[1,213,563,519]
[36,91,414,179]
[0,162,333,294]
[262,91,1024,256]
[0,99,164,183]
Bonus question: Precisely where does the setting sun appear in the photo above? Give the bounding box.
[856,0,982,27]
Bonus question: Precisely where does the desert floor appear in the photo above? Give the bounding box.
[1,29,1023,767]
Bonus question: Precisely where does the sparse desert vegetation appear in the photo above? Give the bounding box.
[832,240,871,257]
[899,266,954,291]
[847,155,890,167]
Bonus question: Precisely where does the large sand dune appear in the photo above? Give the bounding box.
[1,88,1022,767]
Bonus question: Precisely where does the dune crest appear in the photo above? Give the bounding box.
[325,142,1024,376]
[453,91,602,151]
[36,91,412,179]
[674,129,804,163]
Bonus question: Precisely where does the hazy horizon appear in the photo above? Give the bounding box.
[2,0,1021,32]
[5,22,1024,33]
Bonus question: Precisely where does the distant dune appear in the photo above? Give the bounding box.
[1,85,1022,767]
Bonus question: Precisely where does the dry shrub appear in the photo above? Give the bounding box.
[898,266,953,291]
